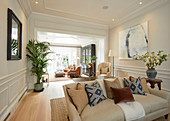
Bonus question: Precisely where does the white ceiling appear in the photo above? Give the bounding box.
[27,0,158,25]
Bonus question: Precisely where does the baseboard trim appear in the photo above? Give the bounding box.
[3,112,10,121]
[1,86,28,121]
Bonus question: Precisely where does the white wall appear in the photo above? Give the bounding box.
[28,12,109,88]
[0,0,28,120]
[109,2,170,92]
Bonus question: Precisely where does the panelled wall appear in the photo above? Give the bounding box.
[114,65,170,92]
[0,0,28,120]
[109,1,170,92]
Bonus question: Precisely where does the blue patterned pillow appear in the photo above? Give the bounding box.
[85,81,106,106]
[124,77,146,95]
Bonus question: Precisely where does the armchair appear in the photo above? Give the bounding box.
[68,66,81,77]
[96,62,111,76]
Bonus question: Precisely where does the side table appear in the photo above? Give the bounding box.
[145,78,163,90]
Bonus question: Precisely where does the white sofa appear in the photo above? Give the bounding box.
[63,79,170,121]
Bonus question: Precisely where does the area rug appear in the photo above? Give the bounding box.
[50,98,169,121]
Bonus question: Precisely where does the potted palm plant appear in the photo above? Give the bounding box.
[26,40,51,92]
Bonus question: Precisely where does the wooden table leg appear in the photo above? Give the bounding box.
[150,82,155,89]
[157,82,161,90]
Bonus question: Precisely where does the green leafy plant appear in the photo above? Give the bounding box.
[26,40,51,84]
[90,56,98,60]
[11,39,18,55]
[133,50,170,69]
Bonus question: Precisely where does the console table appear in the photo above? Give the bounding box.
[145,78,163,90]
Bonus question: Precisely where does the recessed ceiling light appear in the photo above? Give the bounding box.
[35,1,38,4]
[139,1,142,5]
[112,19,115,22]
[102,5,109,10]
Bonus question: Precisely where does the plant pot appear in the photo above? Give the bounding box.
[34,83,44,92]
[146,68,157,80]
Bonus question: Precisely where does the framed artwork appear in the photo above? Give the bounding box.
[119,21,148,59]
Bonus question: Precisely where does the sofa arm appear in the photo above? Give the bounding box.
[63,86,81,121]
[67,99,81,121]
[149,88,170,102]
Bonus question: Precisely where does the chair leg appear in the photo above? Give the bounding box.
[67,115,70,121]
[165,114,169,119]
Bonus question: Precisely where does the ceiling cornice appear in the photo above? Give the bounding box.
[17,0,32,18]
[109,0,169,29]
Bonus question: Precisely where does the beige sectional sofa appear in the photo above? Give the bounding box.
[63,79,170,121]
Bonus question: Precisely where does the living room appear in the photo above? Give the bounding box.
[0,0,170,121]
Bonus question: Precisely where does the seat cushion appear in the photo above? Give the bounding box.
[67,83,88,114]
[134,94,169,115]
[85,81,106,106]
[81,99,124,121]
[104,78,121,99]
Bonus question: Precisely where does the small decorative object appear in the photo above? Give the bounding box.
[90,56,97,63]
[26,40,51,92]
[7,8,22,60]
[119,21,148,59]
[133,50,169,80]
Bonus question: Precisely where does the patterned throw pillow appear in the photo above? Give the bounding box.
[85,81,106,106]
[124,77,146,95]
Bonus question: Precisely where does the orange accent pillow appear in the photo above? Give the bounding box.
[110,86,135,104]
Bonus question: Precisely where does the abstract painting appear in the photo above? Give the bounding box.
[119,22,148,59]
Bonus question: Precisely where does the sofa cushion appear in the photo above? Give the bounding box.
[81,99,124,121]
[104,78,121,99]
[129,76,150,93]
[124,77,146,95]
[134,94,169,115]
[67,83,88,114]
[111,86,135,104]
[85,81,106,106]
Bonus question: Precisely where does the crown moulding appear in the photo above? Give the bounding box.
[17,0,169,28]
[17,0,32,18]
[109,0,169,29]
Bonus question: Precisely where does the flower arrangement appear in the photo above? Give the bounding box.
[133,50,169,69]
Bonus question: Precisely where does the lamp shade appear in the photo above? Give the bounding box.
[108,50,117,57]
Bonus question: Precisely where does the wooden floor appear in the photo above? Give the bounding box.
[9,80,170,121]
[9,80,74,121]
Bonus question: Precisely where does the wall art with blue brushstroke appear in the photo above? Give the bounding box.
[119,21,148,59]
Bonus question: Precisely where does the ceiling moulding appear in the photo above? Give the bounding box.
[109,0,169,29]
[43,0,107,23]
[32,12,109,30]
[17,0,32,18]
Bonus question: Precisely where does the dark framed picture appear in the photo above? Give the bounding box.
[7,8,22,60]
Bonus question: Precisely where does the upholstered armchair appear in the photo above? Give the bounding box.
[68,66,81,77]
[96,62,111,76]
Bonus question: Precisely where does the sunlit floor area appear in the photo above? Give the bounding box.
[9,81,74,121]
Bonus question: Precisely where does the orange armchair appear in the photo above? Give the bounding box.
[68,66,81,77]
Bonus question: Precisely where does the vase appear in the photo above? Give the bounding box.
[146,68,157,80]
